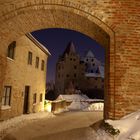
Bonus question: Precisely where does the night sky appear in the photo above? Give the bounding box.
[31,28,105,83]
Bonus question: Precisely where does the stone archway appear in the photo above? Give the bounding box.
[0,0,140,120]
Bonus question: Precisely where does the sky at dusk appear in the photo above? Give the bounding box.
[31,28,105,82]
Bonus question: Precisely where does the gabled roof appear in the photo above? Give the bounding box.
[26,33,51,56]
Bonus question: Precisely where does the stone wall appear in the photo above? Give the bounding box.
[0,0,140,119]
[0,35,48,120]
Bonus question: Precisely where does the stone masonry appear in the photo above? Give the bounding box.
[0,0,140,119]
[0,35,49,120]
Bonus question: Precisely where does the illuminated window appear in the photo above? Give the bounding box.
[2,86,11,106]
[28,51,32,65]
[7,41,16,59]
[35,57,39,68]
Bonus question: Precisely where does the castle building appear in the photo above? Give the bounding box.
[55,42,85,95]
[83,50,104,90]
[0,33,50,120]
[55,42,104,97]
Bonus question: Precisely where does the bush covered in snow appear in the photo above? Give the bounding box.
[97,110,140,140]
[101,121,120,136]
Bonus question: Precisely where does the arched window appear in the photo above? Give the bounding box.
[7,41,16,59]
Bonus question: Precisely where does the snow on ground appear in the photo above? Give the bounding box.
[96,110,140,140]
[57,94,104,111]
[0,112,54,139]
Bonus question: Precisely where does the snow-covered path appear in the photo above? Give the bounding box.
[2,111,103,140]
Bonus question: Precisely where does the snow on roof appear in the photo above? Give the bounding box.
[85,65,104,78]
[85,50,95,58]
[85,73,101,78]
[98,66,104,78]
[26,33,51,56]
[57,94,89,101]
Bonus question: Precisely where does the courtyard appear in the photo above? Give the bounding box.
[1,111,103,140]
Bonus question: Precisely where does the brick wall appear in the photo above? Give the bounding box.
[0,0,140,119]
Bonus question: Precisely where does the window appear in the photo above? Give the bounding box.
[73,59,76,61]
[28,51,32,65]
[96,68,99,73]
[70,58,72,61]
[74,73,77,78]
[66,74,69,78]
[86,59,88,61]
[40,94,43,102]
[41,60,45,71]
[74,65,76,69]
[102,85,104,89]
[35,57,39,68]
[87,77,90,80]
[92,63,95,66]
[91,59,94,62]
[33,93,37,104]
[95,86,97,89]
[2,86,12,106]
[91,70,93,73]
[7,41,16,59]
[58,66,61,70]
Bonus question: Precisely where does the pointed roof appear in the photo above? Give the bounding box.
[62,41,76,56]
[86,50,94,58]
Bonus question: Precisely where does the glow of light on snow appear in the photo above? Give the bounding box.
[88,103,104,111]
[45,102,52,112]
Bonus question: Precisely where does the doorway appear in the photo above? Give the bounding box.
[23,86,30,114]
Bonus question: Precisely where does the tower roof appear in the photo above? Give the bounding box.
[85,50,94,58]
[62,41,76,56]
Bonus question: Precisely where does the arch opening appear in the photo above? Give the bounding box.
[0,5,115,120]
